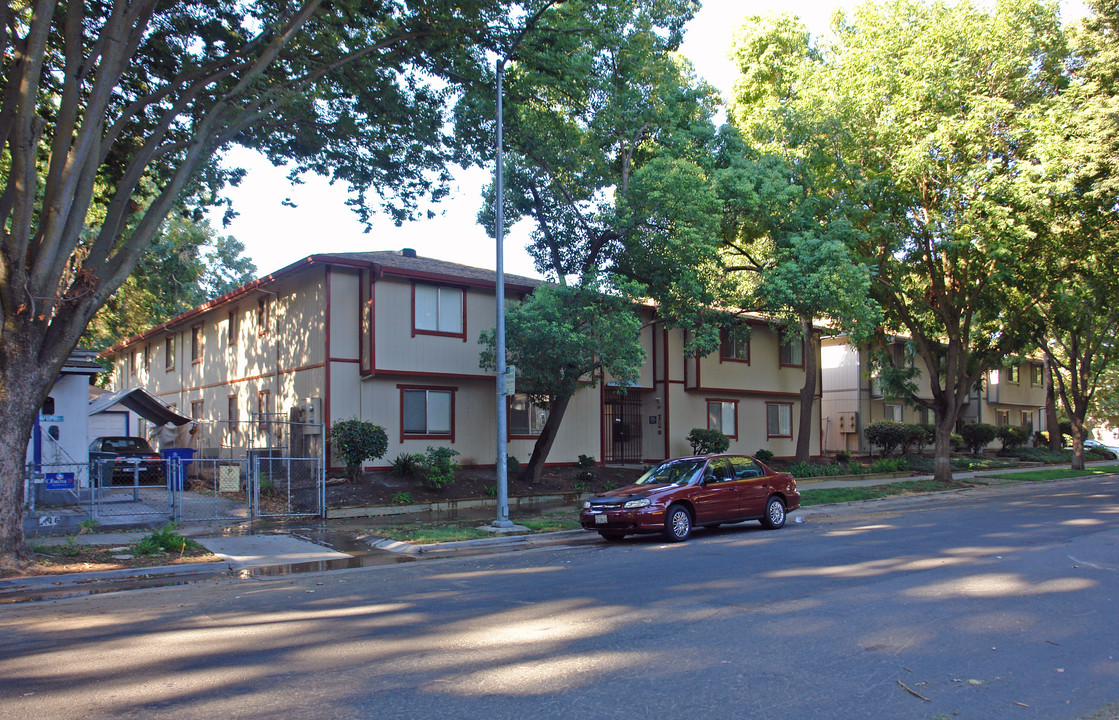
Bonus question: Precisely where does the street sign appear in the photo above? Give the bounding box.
[506,365,516,396]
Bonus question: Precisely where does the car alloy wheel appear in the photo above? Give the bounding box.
[663,504,692,542]
[761,496,786,529]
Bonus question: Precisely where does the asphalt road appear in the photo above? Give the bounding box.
[2,477,1117,720]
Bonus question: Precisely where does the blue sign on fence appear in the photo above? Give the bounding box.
[44,472,75,490]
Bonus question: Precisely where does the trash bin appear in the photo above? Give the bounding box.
[161,448,196,490]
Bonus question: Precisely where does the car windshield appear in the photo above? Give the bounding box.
[634,459,706,486]
[102,438,154,453]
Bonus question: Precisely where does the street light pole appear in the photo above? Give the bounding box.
[492,0,566,530]
[493,55,512,528]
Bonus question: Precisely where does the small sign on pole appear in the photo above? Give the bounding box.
[505,365,516,396]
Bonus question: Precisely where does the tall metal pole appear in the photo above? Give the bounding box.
[493,57,512,528]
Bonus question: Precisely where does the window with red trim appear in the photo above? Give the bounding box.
[401,387,455,438]
[413,284,464,337]
[707,400,738,438]
[766,402,793,438]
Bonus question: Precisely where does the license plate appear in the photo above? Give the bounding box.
[595,513,608,525]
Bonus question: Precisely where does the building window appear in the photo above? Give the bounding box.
[41,397,56,416]
[228,309,239,347]
[883,404,903,422]
[257,390,271,431]
[401,387,454,438]
[509,394,548,436]
[130,350,137,376]
[191,325,203,363]
[165,336,176,370]
[720,328,749,363]
[766,403,793,438]
[1005,366,1019,384]
[191,400,203,421]
[779,339,804,367]
[1021,411,1033,431]
[996,409,1009,426]
[257,297,270,336]
[413,284,464,336]
[228,394,239,439]
[918,406,930,425]
[143,343,150,370]
[707,400,738,438]
[1031,364,1043,386]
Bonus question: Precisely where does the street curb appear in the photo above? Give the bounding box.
[0,560,233,604]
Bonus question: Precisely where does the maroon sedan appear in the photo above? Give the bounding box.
[579,454,800,542]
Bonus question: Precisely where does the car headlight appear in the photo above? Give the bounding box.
[623,498,651,509]
[583,501,591,509]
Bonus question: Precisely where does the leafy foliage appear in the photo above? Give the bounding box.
[686,428,730,455]
[389,453,422,478]
[864,421,909,457]
[755,449,774,462]
[960,423,999,455]
[130,526,201,557]
[330,420,388,480]
[997,425,1030,451]
[417,447,459,491]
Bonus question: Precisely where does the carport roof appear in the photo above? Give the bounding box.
[88,388,192,427]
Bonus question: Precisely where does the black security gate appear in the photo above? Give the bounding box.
[604,389,643,463]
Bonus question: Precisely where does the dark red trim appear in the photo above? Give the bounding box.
[374,368,491,381]
[687,386,813,399]
[325,267,333,463]
[330,357,361,364]
[411,280,467,340]
[719,329,750,364]
[662,326,671,459]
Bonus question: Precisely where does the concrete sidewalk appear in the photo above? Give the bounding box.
[5,459,1115,604]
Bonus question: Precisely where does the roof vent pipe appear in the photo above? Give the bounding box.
[400,248,417,258]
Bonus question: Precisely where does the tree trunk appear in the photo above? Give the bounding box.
[520,392,574,485]
[0,335,61,570]
[794,319,816,464]
[1044,356,1061,451]
[932,410,957,483]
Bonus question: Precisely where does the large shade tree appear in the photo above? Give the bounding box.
[729,0,1070,480]
[0,0,524,569]
[466,0,734,479]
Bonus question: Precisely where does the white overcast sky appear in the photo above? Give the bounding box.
[210,0,1087,280]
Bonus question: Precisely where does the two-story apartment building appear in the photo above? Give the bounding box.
[105,250,821,470]
[821,335,1049,454]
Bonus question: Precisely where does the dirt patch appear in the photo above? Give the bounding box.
[327,464,646,508]
[1,545,219,579]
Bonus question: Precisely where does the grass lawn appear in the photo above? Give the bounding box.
[974,465,1119,483]
[369,510,581,544]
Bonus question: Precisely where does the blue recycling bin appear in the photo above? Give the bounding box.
[161,448,196,490]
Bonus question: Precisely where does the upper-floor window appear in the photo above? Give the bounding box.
[509,394,548,436]
[130,350,137,376]
[401,386,454,438]
[191,325,203,363]
[228,309,239,347]
[1031,364,1043,386]
[165,336,176,370]
[707,399,738,438]
[766,402,792,438]
[720,328,749,363]
[413,284,464,336]
[1005,366,1019,384]
[779,338,804,367]
[257,297,270,337]
[143,343,150,370]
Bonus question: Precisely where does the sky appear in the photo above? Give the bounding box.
[209,0,1088,281]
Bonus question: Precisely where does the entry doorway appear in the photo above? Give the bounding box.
[604,389,643,463]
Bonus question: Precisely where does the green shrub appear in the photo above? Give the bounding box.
[577,454,596,469]
[686,428,730,455]
[389,453,421,477]
[506,455,520,477]
[960,423,998,454]
[755,449,774,462]
[864,421,910,456]
[868,457,909,474]
[835,450,852,464]
[601,479,617,491]
[391,491,414,505]
[950,432,964,451]
[574,480,591,493]
[997,425,1030,451]
[131,525,201,557]
[484,485,497,497]
[417,446,459,491]
[915,424,937,449]
[787,462,846,478]
[330,419,388,479]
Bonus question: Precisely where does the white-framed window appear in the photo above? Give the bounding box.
[766,402,793,438]
[883,404,903,422]
[779,339,804,367]
[191,324,203,363]
[509,394,548,436]
[706,400,738,438]
[414,284,464,335]
[401,387,454,438]
[1031,364,1043,386]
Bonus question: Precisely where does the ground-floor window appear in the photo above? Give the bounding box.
[707,399,738,438]
[996,409,1009,426]
[883,403,902,423]
[509,394,548,437]
[766,402,792,438]
[401,386,454,439]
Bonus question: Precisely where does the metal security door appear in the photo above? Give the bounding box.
[604,390,643,463]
